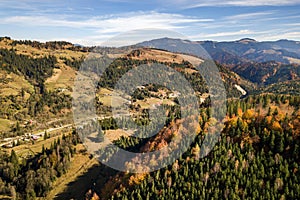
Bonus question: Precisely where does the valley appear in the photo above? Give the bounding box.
[0,37,299,199]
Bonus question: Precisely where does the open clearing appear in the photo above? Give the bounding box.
[127,48,203,65]
[45,64,76,92]
[0,38,87,93]
[105,129,134,141]
[0,70,33,97]
[46,144,98,200]
[0,119,12,133]
[7,127,71,157]
[135,97,175,109]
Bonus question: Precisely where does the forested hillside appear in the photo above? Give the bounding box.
[0,37,88,136]
[0,37,299,200]
[139,38,300,94]
[0,131,81,199]
[93,95,300,200]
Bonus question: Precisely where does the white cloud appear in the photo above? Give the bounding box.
[190,30,253,40]
[257,31,300,41]
[224,11,275,20]
[1,12,213,46]
[285,23,300,27]
[0,0,64,13]
[2,12,212,29]
[2,5,300,45]
[182,0,300,8]
[203,29,253,37]
[190,29,276,40]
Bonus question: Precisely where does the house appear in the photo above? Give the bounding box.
[3,142,13,148]
[31,135,40,140]
[169,92,181,98]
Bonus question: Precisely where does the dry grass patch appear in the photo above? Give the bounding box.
[135,97,175,109]
[256,102,294,119]
[46,144,98,200]
[12,134,61,157]
[98,88,113,95]
[105,129,133,141]
[9,43,87,60]
[0,70,33,97]
[45,64,76,92]
[10,127,72,157]
[0,119,12,133]
[0,38,13,49]
[0,40,88,93]
[98,95,125,107]
[127,48,203,65]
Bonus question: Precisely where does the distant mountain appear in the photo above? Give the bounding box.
[138,38,300,65]
[229,61,300,85]
[1,36,299,95]
[138,38,300,88]
[122,48,255,98]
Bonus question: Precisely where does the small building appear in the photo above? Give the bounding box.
[31,135,40,140]
[169,92,181,98]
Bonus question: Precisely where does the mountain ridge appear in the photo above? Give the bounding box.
[137,37,300,89]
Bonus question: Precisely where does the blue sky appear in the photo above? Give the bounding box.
[1,0,300,45]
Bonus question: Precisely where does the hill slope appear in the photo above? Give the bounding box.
[139,38,300,93]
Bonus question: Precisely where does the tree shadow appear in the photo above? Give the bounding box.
[54,162,118,200]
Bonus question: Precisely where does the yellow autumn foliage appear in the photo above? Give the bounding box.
[195,123,202,135]
[237,108,243,117]
[242,109,255,120]
[265,116,273,124]
[128,173,146,186]
[271,121,282,132]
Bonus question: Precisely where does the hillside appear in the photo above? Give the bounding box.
[0,37,299,200]
[87,94,300,200]
[139,38,300,92]
[0,36,252,138]
[0,37,92,135]
[139,38,300,65]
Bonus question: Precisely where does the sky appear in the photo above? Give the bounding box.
[1,0,300,46]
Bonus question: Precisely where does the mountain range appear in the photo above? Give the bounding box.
[1,36,300,199]
[138,38,300,89]
[139,38,300,64]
